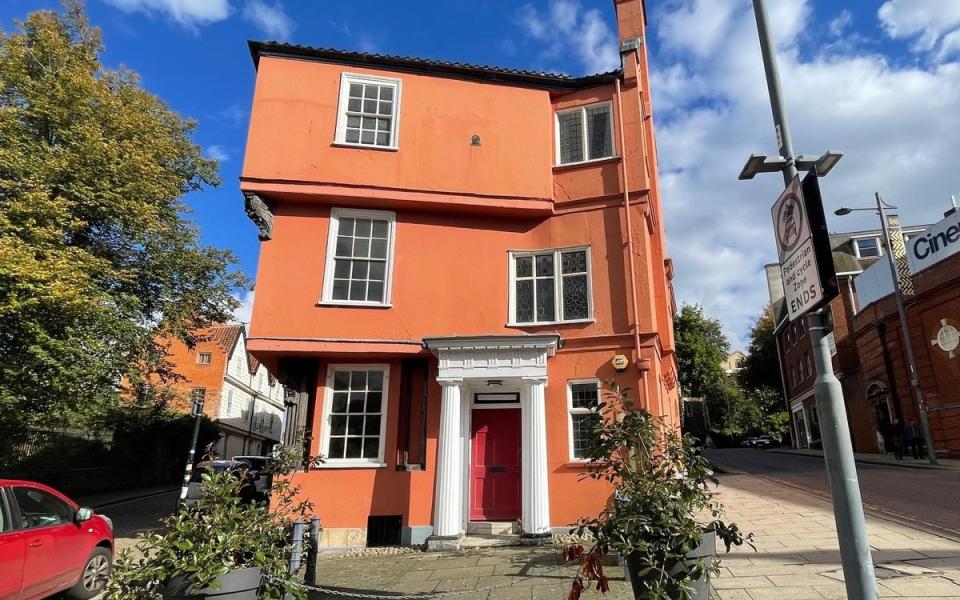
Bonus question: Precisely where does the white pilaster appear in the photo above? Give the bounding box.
[521,377,551,535]
[433,379,464,537]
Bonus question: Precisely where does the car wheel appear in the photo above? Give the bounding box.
[65,547,112,599]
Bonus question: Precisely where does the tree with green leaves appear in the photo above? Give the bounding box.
[0,2,244,436]
[739,306,789,439]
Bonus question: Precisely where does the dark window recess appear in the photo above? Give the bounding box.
[474,393,520,404]
[396,359,429,470]
[367,515,402,547]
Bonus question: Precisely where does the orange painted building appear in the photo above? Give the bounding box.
[241,0,679,548]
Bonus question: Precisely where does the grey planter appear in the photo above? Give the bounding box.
[161,567,263,599]
[624,531,716,600]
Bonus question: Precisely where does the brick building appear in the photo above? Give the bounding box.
[162,324,288,457]
[766,223,927,450]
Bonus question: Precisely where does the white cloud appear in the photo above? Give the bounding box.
[514,1,619,74]
[649,0,960,346]
[243,0,294,40]
[878,0,960,54]
[232,289,255,325]
[828,10,852,37]
[205,144,230,162]
[102,0,231,28]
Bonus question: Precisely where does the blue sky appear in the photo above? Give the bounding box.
[3,0,960,348]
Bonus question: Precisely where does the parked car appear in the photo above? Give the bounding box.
[753,435,781,449]
[739,437,759,448]
[184,460,262,507]
[232,455,274,496]
[0,479,114,600]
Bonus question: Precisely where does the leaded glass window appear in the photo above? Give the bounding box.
[325,367,388,462]
[336,74,401,149]
[323,209,395,305]
[512,248,592,324]
[556,102,614,165]
[569,381,601,460]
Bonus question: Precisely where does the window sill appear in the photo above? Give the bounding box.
[313,462,388,469]
[331,142,399,152]
[507,318,595,328]
[561,460,598,469]
[317,300,393,309]
[553,156,620,171]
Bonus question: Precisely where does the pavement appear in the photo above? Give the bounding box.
[705,448,960,536]
[770,447,960,470]
[306,470,960,600]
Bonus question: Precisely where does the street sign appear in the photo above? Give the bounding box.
[772,172,838,321]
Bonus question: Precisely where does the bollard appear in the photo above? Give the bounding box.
[284,519,306,600]
[305,516,321,585]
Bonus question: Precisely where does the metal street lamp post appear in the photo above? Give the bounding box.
[740,0,877,597]
[834,195,938,465]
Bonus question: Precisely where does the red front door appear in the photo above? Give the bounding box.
[470,409,521,521]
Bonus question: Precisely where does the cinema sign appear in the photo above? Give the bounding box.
[908,211,960,274]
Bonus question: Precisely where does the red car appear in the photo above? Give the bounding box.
[0,480,114,599]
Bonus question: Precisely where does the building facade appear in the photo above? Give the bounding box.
[240,0,680,548]
[162,324,287,458]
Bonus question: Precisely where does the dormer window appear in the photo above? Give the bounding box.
[335,73,401,150]
[855,237,881,258]
[555,102,614,166]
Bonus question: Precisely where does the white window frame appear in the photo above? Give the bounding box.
[334,72,402,151]
[318,364,390,468]
[320,207,397,307]
[853,236,882,258]
[567,379,601,462]
[507,246,594,326]
[554,101,616,167]
[196,352,212,365]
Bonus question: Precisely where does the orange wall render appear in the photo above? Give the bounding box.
[243,58,554,203]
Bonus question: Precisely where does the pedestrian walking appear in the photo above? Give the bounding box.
[888,419,905,460]
[903,418,921,460]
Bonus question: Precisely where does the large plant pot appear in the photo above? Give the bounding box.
[624,532,716,600]
[160,567,263,599]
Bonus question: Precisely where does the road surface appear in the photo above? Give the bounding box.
[705,448,960,536]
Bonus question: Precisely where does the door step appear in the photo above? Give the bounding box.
[467,521,520,535]
[461,534,523,549]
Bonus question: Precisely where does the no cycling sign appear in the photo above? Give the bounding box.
[772,173,838,321]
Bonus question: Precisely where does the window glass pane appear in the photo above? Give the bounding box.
[361,130,375,144]
[365,415,381,435]
[571,382,599,409]
[366,392,382,413]
[345,129,360,143]
[353,238,370,258]
[558,110,584,164]
[346,438,363,458]
[586,104,613,160]
[355,219,371,237]
[349,280,366,300]
[536,278,556,322]
[362,437,380,459]
[372,220,389,238]
[370,239,387,260]
[332,279,349,300]
[333,371,350,390]
[363,99,377,113]
[368,370,384,391]
[369,261,386,281]
[571,414,601,459]
[561,250,587,274]
[515,256,533,278]
[329,437,345,458]
[516,280,534,323]
[334,260,350,278]
[857,238,879,257]
[13,488,72,528]
[335,236,352,256]
[535,254,554,277]
[330,415,347,435]
[347,415,364,435]
[363,85,378,99]
[349,84,363,98]
[367,281,384,302]
[563,274,589,320]
[380,87,393,101]
[331,392,348,413]
[378,102,392,116]
[376,132,390,146]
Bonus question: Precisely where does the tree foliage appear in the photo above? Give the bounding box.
[0,2,245,434]
[738,305,783,398]
[674,304,729,401]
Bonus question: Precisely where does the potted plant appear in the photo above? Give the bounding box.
[105,447,314,599]
[564,383,752,600]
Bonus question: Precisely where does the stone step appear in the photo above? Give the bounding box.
[466,521,519,535]
[460,534,523,549]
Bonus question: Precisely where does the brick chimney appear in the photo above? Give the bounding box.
[614,0,646,79]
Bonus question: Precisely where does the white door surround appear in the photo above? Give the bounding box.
[424,335,559,544]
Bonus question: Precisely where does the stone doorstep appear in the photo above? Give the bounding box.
[468,521,520,536]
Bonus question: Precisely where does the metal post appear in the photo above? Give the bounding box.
[750,0,877,597]
[305,516,321,585]
[284,519,306,600]
[752,0,796,185]
[876,193,938,465]
[809,312,878,598]
[178,396,205,510]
